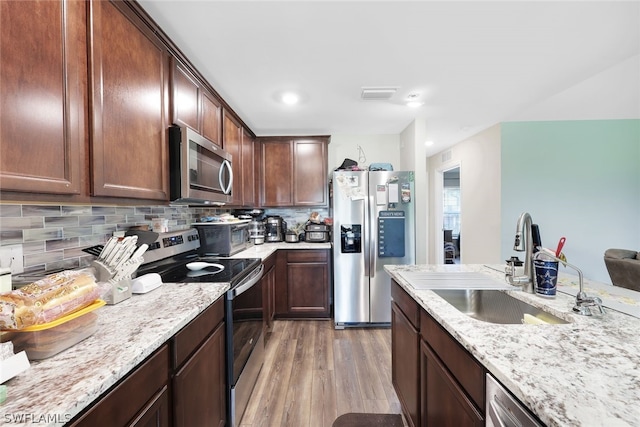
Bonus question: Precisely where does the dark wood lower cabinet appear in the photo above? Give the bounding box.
[129,387,170,427]
[275,249,331,318]
[391,280,485,427]
[172,321,226,427]
[391,302,420,427]
[421,341,484,427]
[68,345,170,427]
[68,298,226,427]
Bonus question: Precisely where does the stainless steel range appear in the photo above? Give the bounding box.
[136,229,264,426]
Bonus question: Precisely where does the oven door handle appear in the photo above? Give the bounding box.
[227,264,264,300]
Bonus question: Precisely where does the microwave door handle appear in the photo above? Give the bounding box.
[220,159,233,194]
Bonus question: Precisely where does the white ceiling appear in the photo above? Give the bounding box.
[138,1,640,156]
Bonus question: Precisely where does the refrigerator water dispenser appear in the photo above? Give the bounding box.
[340,225,361,253]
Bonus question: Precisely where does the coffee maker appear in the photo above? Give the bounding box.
[265,216,286,242]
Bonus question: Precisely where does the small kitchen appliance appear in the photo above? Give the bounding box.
[248,219,265,245]
[305,223,331,243]
[264,216,286,242]
[192,220,251,256]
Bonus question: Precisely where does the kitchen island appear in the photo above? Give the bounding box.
[385,264,640,427]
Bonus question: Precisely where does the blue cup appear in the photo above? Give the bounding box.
[534,257,559,297]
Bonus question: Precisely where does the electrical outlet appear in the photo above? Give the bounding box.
[0,244,24,274]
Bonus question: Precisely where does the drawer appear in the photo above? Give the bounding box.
[172,297,224,369]
[286,249,328,263]
[420,309,485,410]
[391,280,420,329]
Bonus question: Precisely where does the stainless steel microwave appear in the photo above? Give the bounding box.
[169,126,233,205]
[192,221,251,256]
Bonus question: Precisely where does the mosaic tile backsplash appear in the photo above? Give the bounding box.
[0,203,329,277]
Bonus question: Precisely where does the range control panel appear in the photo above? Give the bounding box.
[142,229,200,264]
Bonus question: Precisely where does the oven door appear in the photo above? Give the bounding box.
[226,264,265,426]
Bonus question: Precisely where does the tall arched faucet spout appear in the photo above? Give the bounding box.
[507,212,535,292]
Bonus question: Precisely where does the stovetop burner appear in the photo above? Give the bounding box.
[134,229,261,288]
[137,251,261,288]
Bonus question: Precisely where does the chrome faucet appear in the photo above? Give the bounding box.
[541,253,605,316]
[506,212,535,292]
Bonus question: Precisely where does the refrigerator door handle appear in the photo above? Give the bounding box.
[368,194,376,279]
[363,195,370,277]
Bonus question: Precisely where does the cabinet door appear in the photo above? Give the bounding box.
[293,138,328,206]
[392,302,420,427]
[89,0,169,200]
[173,321,226,427]
[0,0,85,195]
[171,59,200,131]
[241,127,256,206]
[130,386,170,427]
[260,139,293,206]
[421,341,484,427]
[201,90,222,146]
[69,345,170,427]
[275,250,330,318]
[223,111,243,206]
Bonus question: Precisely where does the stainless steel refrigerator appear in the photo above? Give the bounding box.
[332,170,416,328]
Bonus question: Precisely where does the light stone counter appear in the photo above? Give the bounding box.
[0,281,228,426]
[1,243,329,426]
[385,264,640,427]
[229,241,331,261]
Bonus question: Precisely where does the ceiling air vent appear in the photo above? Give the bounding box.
[361,87,398,101]
[441,150,452,163]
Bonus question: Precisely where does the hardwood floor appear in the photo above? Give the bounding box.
[239,320,404,427]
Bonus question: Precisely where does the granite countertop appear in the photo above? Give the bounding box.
[229,241,331,260]
[0,243,329,425]
[0,281,228,426]
[385,264,640,427]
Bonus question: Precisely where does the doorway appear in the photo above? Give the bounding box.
[434,164,461,264]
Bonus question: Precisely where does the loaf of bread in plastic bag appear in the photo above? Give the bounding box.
[0,270,99,330]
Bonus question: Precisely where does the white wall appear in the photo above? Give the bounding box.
[400,118,428,263]
[428,124,502,264]
[327,134,400,173]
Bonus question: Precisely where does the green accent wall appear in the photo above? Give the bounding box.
[501,119,640,283]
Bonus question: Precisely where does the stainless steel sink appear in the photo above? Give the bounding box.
[432,289,569,324]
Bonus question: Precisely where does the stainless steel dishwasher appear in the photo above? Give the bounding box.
[486,373,544,427]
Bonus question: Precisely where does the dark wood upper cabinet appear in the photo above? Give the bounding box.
[171,58,222,147]
[260,139,294,207]
[241,127,256,206]
[201,91,222,146]
[88,0,169,200]
[223,110,243,206]
[293,138,328,206]
[171,59,200,131]
[259,137,329,207]
[0,0,86,195]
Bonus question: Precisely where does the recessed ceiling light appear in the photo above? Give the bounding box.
[407,101,423,108]
[425,140,434,147]
[281,92,299,105]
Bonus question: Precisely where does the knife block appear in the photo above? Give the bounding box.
[103,278,133,305]
[91,260,132,305]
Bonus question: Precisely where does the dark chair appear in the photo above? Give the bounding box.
[603,249,640,292]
